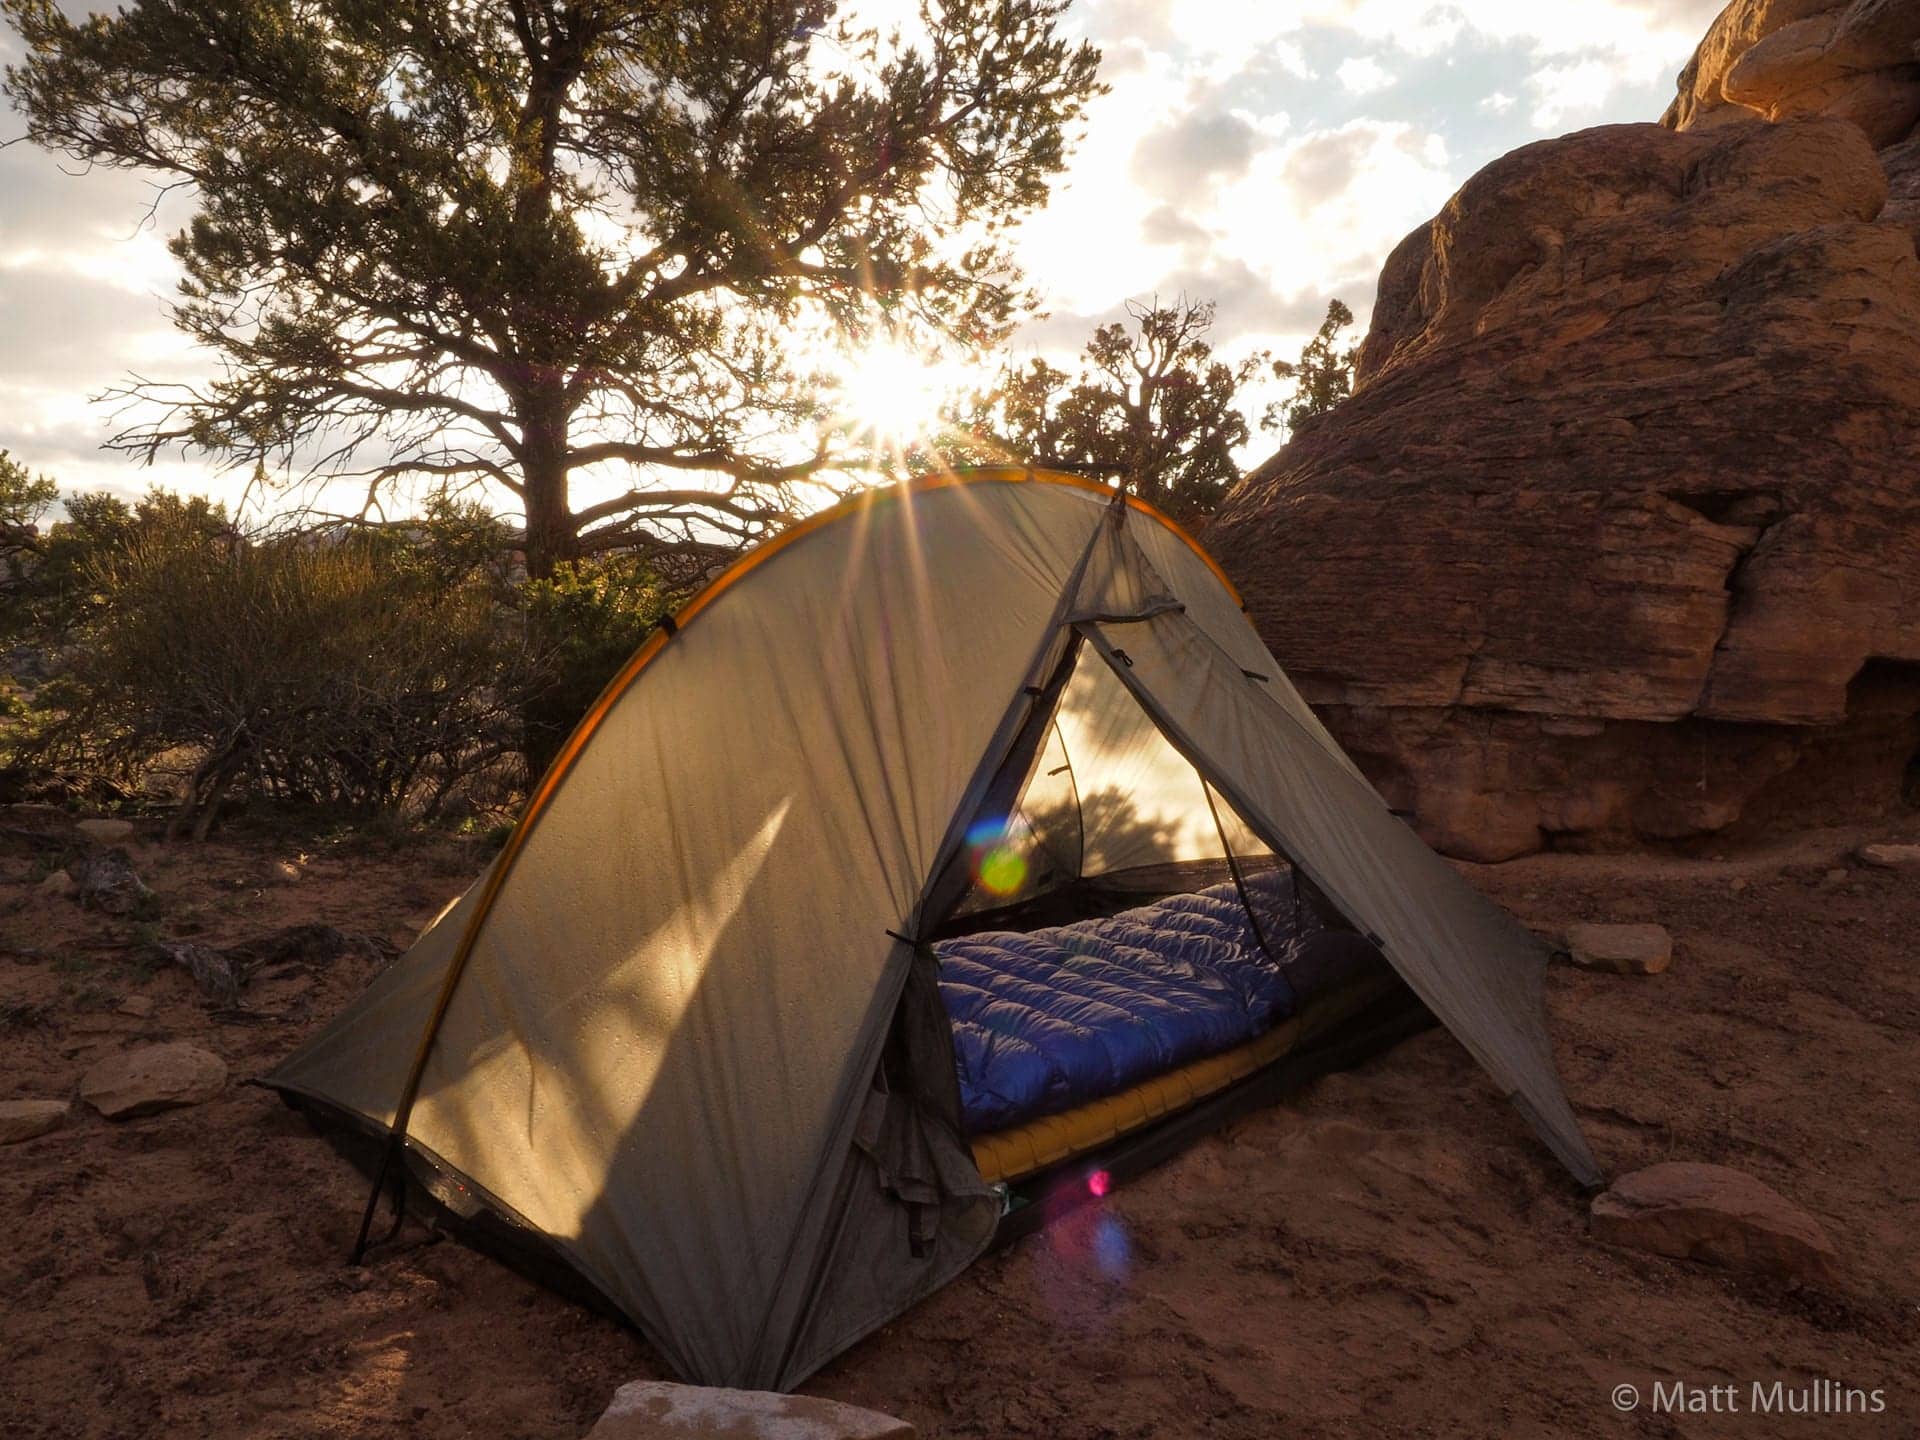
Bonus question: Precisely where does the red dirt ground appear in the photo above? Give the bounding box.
[2,807,1916,1439]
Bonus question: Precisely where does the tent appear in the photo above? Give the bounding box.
[268,466,1599,1390]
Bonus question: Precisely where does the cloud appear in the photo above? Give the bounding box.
[1527,56,1637,131]
[0,262,178,386]
[1146,258,1333,342]
[1335,56,1395,96]
[1139,204,1214,250]
[1282,126,1380,209]
[1130,109,1269,204]
[1482,91,1518,113]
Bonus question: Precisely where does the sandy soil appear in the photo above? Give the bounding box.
[2,807,1916,1439]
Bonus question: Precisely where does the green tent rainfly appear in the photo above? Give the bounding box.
[268,467,1599,1390]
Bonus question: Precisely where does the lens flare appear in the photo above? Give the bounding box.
[1086,1169,1111,1198]
[832,340,968,450]
[1044,1203,1133,1284]
[965,816,1031,898]
[1091,1214,1131,1279]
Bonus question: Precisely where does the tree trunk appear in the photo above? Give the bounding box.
[513,377,582,777]
[517,380,576,581]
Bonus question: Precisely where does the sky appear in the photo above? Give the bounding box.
[0,0,1726,519]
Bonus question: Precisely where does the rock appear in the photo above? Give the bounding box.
[1857,842,1920,868]
[1563,922,1673,975]
[1210,107,1920,861]
[1729,877,1748,893]
[68,848,155,916]
[1821,867,1851,885]
[152,940,247,1002]
[1591,1162,1836,1281]
[0,1098,70,1144]
[583,1381,914,1440]
[74,817,135,845]
[1665,1,1920,148]
[146,923,386,1003]
[79,1043,226,1120]
[37,868,77,899]
[116,995,155,1019]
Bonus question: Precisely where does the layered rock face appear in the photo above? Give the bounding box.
[1665,0,1920,148]
[1669,0,1920,243]
[1209,107,1920,860]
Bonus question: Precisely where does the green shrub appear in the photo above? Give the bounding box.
[30,518,529,835]
[8,481,686,829]
[518,556,675,778]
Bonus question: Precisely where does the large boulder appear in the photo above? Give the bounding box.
[1209,111,1920,860]
[1590,1162,1836,1281]
[1664,0,1920,148]
[583,1381,913,1440]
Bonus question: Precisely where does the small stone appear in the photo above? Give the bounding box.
[68,849,155,917]
[1857,843,1920,870]
[584,1381,915,1440]
[79,1043,226,1120]
[116,996,155,1019]
[1821,868,1849,886]
[75,818,136,845]
[272,860,302,883]
[38,869,77,899]
[0,1099,70,1145]
[1729,877,1747,893]
[1591,1162,1834,1282]
[1563,922,1672,975]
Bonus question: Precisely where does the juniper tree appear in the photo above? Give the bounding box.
[953,297,1258,522]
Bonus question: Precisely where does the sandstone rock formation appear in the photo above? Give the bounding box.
[1669,0,1920,250]
[1665,0,1920,148]
[1590,1162,1836,1281]
[1211,103,1920,859]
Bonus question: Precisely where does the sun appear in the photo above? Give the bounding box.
[832,340,970,450]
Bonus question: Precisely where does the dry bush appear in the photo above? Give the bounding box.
[31,520,529,836]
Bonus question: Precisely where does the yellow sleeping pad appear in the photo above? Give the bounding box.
[968,973,1397,1186]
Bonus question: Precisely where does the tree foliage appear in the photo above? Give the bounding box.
[1,469,236,649]
[0,451,57,539]
[951,297,1260,522]
[1268,298,1357,436]
[3,0,1101,574]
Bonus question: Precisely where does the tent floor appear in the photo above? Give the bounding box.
[270,970,1436,1344]
[970,966,1406,1185]
[990,975,1436,1248]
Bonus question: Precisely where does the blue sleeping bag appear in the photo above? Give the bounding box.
[939,872,1345,1135]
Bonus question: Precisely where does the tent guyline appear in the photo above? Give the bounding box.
[272,466,1600,1392]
